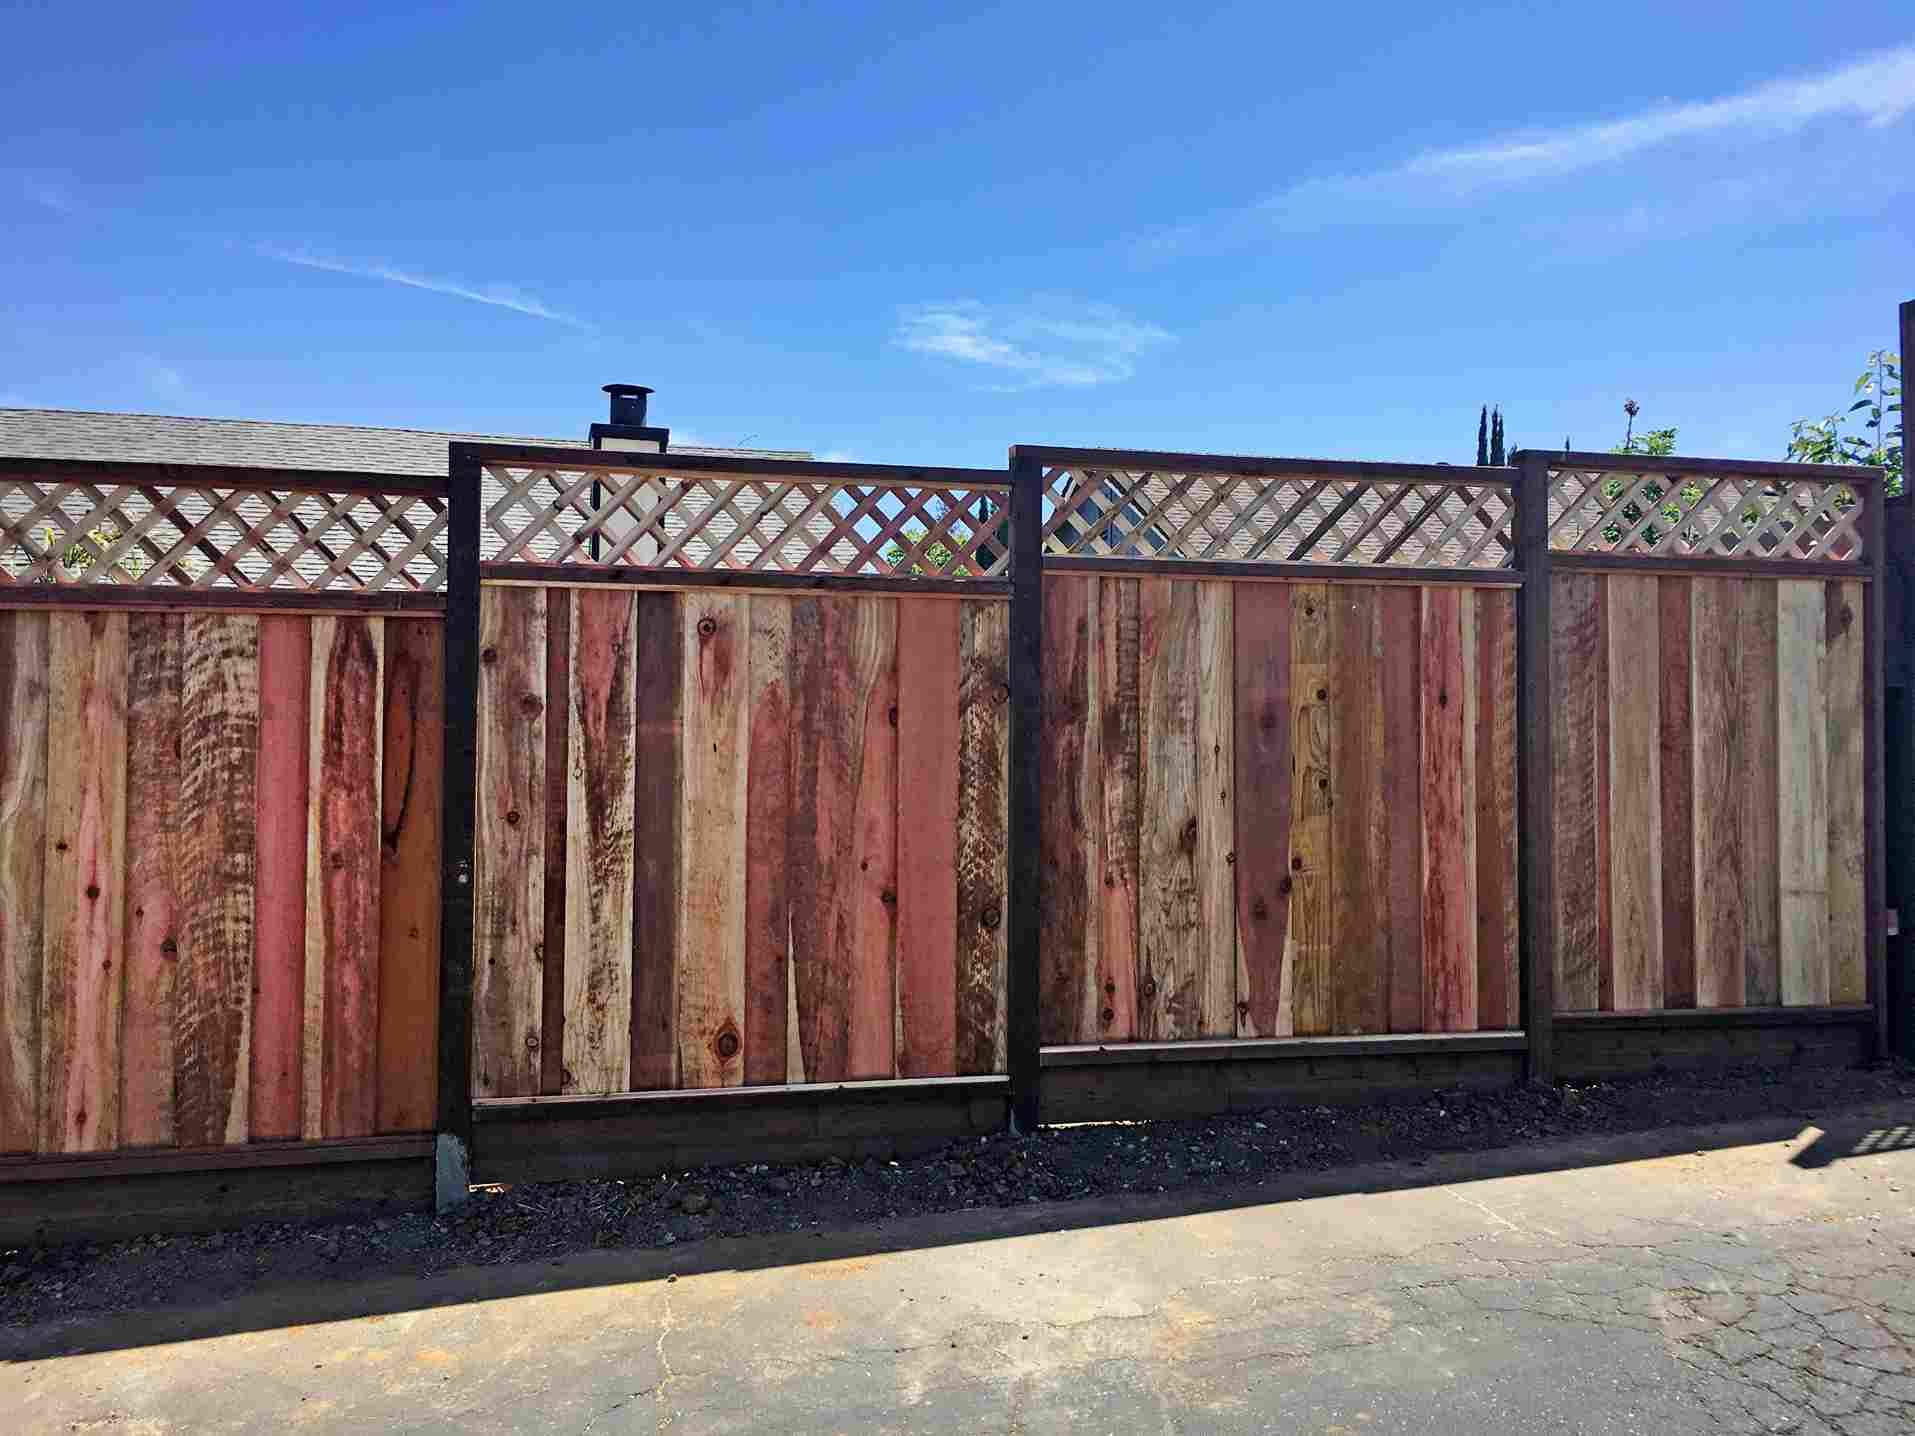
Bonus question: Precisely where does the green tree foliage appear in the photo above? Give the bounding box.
[1473,405,1508,465]
[1601,399,1688,546]
[1786,350,1902,496]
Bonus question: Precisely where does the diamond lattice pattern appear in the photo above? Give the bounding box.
[1547,466,1864,561]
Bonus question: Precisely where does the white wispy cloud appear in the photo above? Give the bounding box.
[896,301,1173,388]
[260,245,588,328]
[135,358,188,401]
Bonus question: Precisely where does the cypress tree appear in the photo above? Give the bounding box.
[1489,407,1505,466]
[1476,406,1489,466]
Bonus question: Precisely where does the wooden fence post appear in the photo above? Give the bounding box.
[435,444,482,1207]
[1006,450,1045,1132]
[1883,297,1914,1059]
[1513,451,1556,1083]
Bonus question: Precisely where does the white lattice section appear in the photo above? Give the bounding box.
[1039,467,1515,568]
[1547,465,1865,561]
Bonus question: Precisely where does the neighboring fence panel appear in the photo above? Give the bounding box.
[0,607,442,1155]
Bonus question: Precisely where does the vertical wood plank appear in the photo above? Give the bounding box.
[896,598,960,1073]
[1606,576,1663,1011]
[847,598,898,1080]
[0,614,49,1154]
[1232,584,1292,1039]
[539,591,570,1095]
[41,612,128,1152]
[679,593,750,1089]
[176,614,259,1148]
[1195,583,1235,1038]
[377,619,443,1133]
[1421,588,1476,1031]
[1038,577,1097,1046]
[954,600,1009,1073]
[565,590,639,1093]
[1825,579,1866,1005]
[1657,578,1696,1010]
[1740,581,1782,1005]
[1475,589,1520,1029]
[1690,579,1748,1007]
[1330,587,1383,1035]
[472,589,544,1099]
[250,617,309,1141]
[631,592,682,1090]
[1287,584,1332,1036]
[1551,574,1603,1012]
[1097,578,1140,1043]
[1777,581,1830,1005]
[307,616,381,1138]
[1139,580,1201,1038]
[122,615,182,1148]
[744,597,793,1085]
[1380,588,1425,1033]
[1594,578,1613,1011]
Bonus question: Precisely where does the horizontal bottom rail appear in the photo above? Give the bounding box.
[1042,1032,1526,1067]
[1554,1005,1872,1030]
[473,1073,1008,1123]
[0,1133,433,1185]
[479,564,1010,601]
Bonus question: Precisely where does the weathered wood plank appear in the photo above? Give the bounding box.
[307,616,382,1138]
[631,593,682,1090]
[1194,583,1235,1038]
[1740,581,1781,1005]
[1097,578,1140,1043]
[250,617,310,1140]
[377,619,443,1133]
[678,594,749,1089]
[1421,588,1476,1031]
[1475,589,1519,1030]
[1551,574,1603,1012]
[564,590,638,1093]
[122,615,182,1149]
[1039,577,1097,1046]
[539,591,569,1096]
[744,597,793,1085]
[176,614,259,1148]
[1594,577,1613,1011]
[1825,579,1866,1005]
[1379,588,1424,1033]
[954,600,1009,1073]
[472,589,545,1099]
[1776,581,1829,1006]
[0,614,49,1154]
[1330,587,1383,1035]
[846,599,898,1081]
[896,598,961,1073]
[1606,575,1663,1011]
[1232,584,1292,1039]
[1657,578,1696,1010]
[1287,585,1332,1037]
[1689,578,1747,1008]
[1139,580,1201,1039]
[42,612,128,1152]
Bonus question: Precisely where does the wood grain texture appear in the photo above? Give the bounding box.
[1096,578,1140,1043]
[1776,581,1829,1006]
[678,593,750,1089]
[1740,582,1781,1005]
[1594,578,1613,1011]
[565,590,638,1093]
[954,600,1009,1073]
[307,616,381,1138]
[1421,589,1477,1032]
[1474,589,1519,1030]
[1657,579,1696,1010]
[1232,584,1292,1039]
[122,614,182,1148]
[1039,577,1097,1046]
[1287,585,1332,1037]
[377,618,443,1132]
[743,597,793,1085]
[1606,576,1663,1011]
[1194,583,1235,1038]
[846,599,898,1081]
[1824,579,1866,1004]
[176,614,259,1148]
[250,617,310,1140]
[539,591,570,1096]
[473,589,545,1099]
[1330,587,1383,1035]
[1551,574,1603,1012]
[895,598,961,1073]
[631,593,682,1090]
[0,614,49,1154]
[1379,588,1425,1033]
[42,612,128,1152]
[1689,579,1747,1008]
[1139,580,1202,1039]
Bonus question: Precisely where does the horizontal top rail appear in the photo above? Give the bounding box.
[452,441,1013,491]
[1013,444,1514,487]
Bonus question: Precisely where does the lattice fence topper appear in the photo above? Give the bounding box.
[1547,464,1865,561]
[0,475,447,591]
[480,461,1012,577]
[1038,466,1515,568]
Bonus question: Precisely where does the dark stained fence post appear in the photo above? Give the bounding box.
[1005,449,1045,1132]
[436,443,482,1207]
[1865,463,1890,1062]
[1513,451,1556,1083]
[1888,300,1915,1060]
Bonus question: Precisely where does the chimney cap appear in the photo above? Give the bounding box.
[602,383,654,398]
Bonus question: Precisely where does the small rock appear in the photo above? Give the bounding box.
[766,1177,793,1197]
[679,1191,711,1216]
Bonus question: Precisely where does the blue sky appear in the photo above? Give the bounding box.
[4,3,1912,468]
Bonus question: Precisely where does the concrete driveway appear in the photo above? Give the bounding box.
[6,1106,1913,1433]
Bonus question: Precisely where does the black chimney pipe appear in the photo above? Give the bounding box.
[603,383,653,428]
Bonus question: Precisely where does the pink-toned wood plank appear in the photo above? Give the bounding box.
[1232,583,1292,1039]
[743,597,793,1085]
[1474,589,1519,1030]
[1379,588,1424,1033]
[122,614,182,1148]
[250,617,310,1141]
[1420,589,1476,1032]
[897,597,961,1073]
[847,599,899,1080]
[0,613,49,1155]
[630,592,681,1090]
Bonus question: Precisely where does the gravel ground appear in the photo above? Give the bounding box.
[4,1060,1911,1329]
